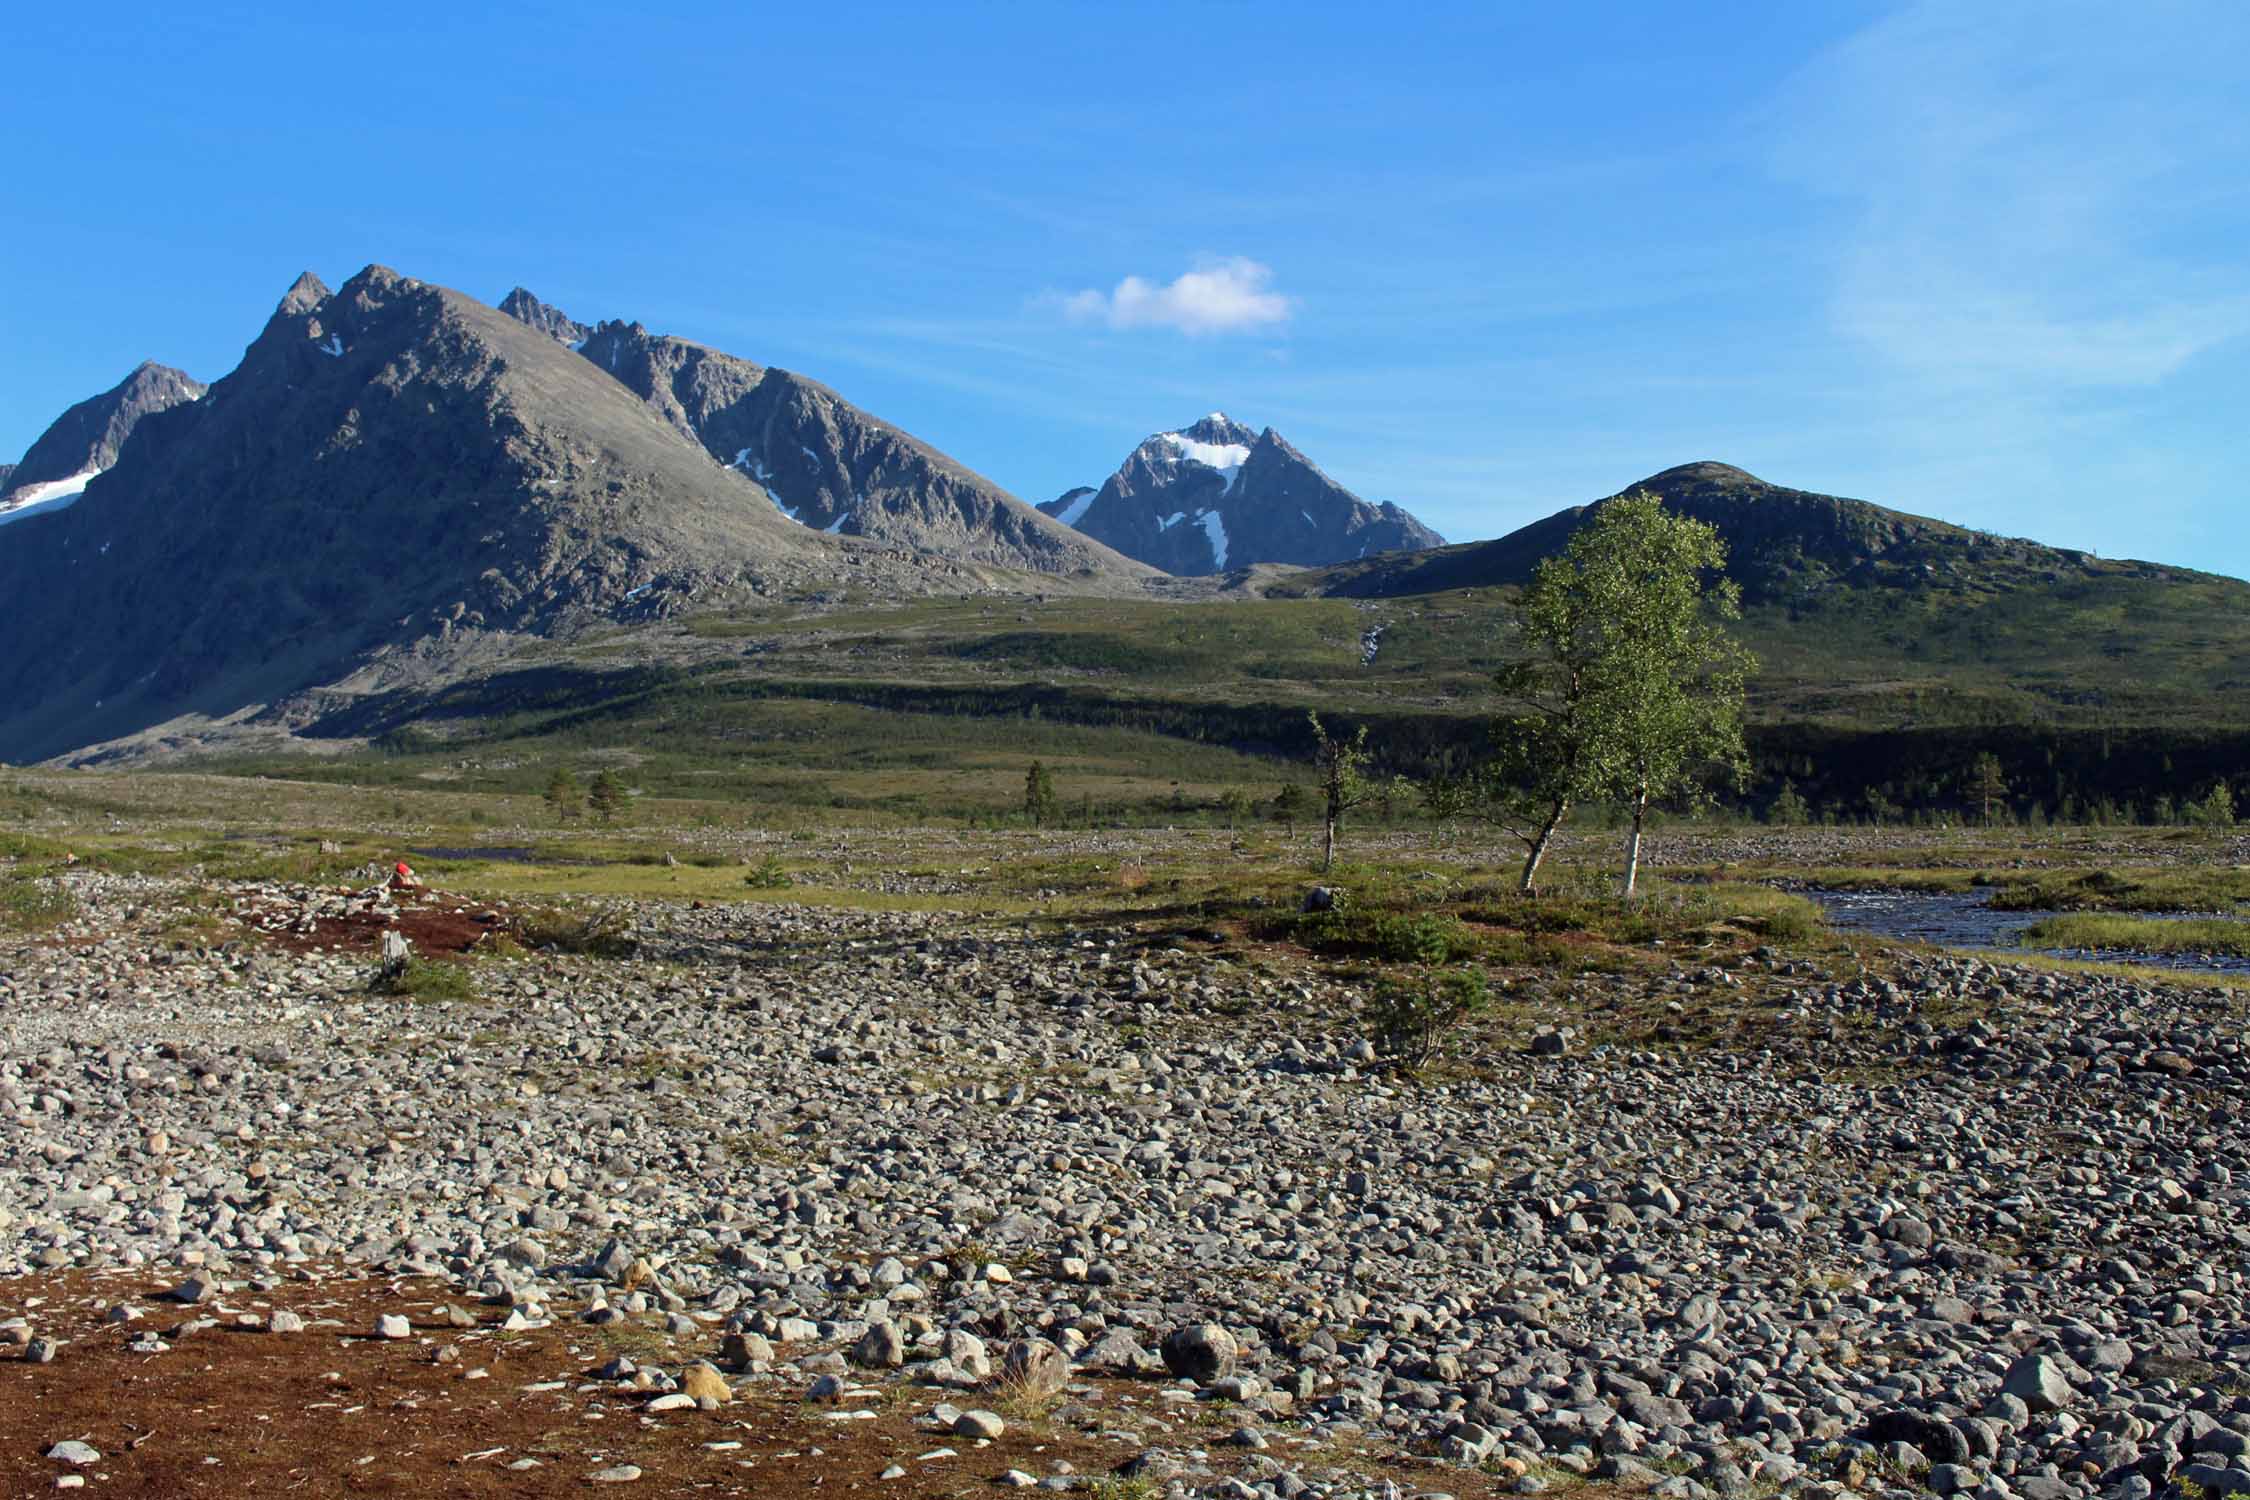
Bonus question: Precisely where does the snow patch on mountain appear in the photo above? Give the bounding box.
[1054,491,1097,527]
[1158,431,1249,491]
[0,469,101,527]
[1196,509,1229,570]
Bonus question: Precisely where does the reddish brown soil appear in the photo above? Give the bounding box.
[0,1271,1504,1500]
[258,896,508,961]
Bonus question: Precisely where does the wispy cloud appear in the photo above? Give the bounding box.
[1044,257,1293,336]
[1768,0,2250,393]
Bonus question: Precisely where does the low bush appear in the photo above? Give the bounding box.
[370,957,479,1001]
[1367,967,1490,1075]
[0,874,77,932]
[743,854,794,890]
[519,906,639,957]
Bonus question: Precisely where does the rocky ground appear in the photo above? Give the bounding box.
[4,866,2249,1499]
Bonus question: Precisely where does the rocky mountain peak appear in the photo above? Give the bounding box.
[1040,414,1443,575]
[276,270,330,316]
[1,359,207,521]
[499,287,592,347]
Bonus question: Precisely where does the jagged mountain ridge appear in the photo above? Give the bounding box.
[0,264,892,762]
[1038,414,1443,575]
[498,287,591,348]
[0,361,205,525]
[503,297,1142,577]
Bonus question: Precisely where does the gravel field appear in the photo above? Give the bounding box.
[4,862,2249,1500]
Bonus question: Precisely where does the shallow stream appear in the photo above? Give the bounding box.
[1808,887,2250,976]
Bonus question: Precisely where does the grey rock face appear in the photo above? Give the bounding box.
[497,287,591,347]
[1038,414,1442,575]
[529,307,1146,580]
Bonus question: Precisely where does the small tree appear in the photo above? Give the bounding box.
[1023,761,1059,828]
[1220,788,1252,827]
[1308,712,1378,873]
[1454,491,1750,896]
[587,769,625,826]
[2192,780,2237,829]
[1367,967,1490,1078]
[1478,493,1752,898]
[1769,780,1809,827]
[544,768,581,823]
[1966,753,2010,824]
[1271,782,1310,834]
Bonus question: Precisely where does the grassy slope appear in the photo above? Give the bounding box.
[142,557,2240,823]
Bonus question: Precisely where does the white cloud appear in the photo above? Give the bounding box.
[1768,0,2250,392]
[1051,257,1293,335]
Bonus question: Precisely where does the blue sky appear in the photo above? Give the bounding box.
[5,1,2246,576]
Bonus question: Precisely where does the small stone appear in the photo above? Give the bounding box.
[1160,1323,1239,1384]
[589,1464,641,1483]
[955,1410,1006,1440]
[27,1338,59,1364]
[682,1362,732,1405]
[374,1314,412,1340]
[168,1274,213,1304]
[999,1339,1068,1398]
[268,1309,305,1334]
[2001,1352,2074,1413]
[720,1329,774,1368]
[853,1320,906,1368]
[46,1441,101,1466]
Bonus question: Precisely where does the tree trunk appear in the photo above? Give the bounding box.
[1621,789,1648,901]
[1517,799,1569,892]
[1322,812,1336,873]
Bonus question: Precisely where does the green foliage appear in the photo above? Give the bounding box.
[518,905,637,956]
[1769,779,1809,826]
[1463,490,1754,895]
[587,769,626,826]
[0,873,77,932]
[1271,782,1311,829]
[1284,908,1470,964]
[743,853,795,889]
[1367,967,1490,1075]
[544,767,582,823]
[1024,760,1059,828]
[1966,752,2011,824]
[370,957,479,1001]
[1307,712,1377,872]
[2192,779,2237,829]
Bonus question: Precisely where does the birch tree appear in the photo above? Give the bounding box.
[1577,495,1754,898]
[1443,491,1751,895]
[1308,712,1376,874]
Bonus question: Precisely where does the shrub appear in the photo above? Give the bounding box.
[370,957,478,1002]
[0,874,77,932]
[1277,908,1470,964]
[1367,967,1490,1075]
[519,906,638,957]
[743,854,794,889]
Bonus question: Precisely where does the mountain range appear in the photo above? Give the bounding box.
[1037,414,1443,575]
[1,261,2243,771]
[0,265,1152,761]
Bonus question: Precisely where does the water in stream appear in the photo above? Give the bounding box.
[1809,888,2250,976]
